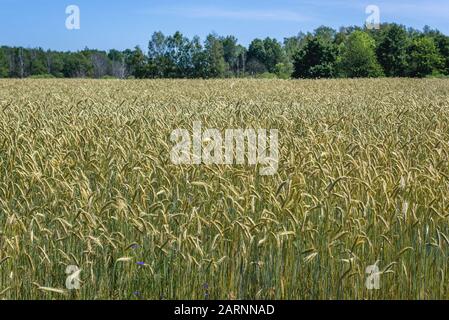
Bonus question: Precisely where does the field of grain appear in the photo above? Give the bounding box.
[0,78,448,299]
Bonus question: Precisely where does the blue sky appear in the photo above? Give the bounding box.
[1,0,448,51]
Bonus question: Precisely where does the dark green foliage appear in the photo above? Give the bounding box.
[203,34,227,78]
[247,38,286,73]
[376,24,409,77]
[283,33,306,60]
[128,47,147,79]
[0,23,448,79]
[222,36,246,76]
[0,48,8,78]
[292,37,337,78]
[62,52,93,78]
[338,31,383,78]
[433,34,449,75]
[407,37,442,77]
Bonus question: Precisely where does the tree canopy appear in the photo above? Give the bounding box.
[0,23,448,79]
[338,31,383,78]
[293,37,338,78]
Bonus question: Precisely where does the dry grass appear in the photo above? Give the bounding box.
[0,78,448,299]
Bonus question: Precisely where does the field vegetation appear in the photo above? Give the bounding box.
[0,78,448,299]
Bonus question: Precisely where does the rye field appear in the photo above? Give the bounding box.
[0,78,449,300]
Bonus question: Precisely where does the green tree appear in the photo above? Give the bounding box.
[339,31,383,77]
[0,23,448,79]
[191,36,209,78]
[148,31,167,59]
[407,36,442,77]
[63,52,93,78]
[433,34,449,75]
[9,47,26,78]
[28,48,48,76]
[221,35,239,75]
[247,38,285,73]
[263,38,286,73]
[234,45,247,76]
[46,51,65,77]
[148,31,198,78]
[246,58,267,75]
[283,32,306,60]
[247,39,266,74]
[314,26,336,43]
[108,49,126,78]
[274,62,293,79]
[165,31,194,77]
[0,48,9,77]
[204,34,227,78]
[376,24,409,76]
[147,31,168,77]
[84,50,111,78]
[129,46,148,78]
[292,37,338,78]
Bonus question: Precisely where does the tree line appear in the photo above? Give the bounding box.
[1,23,448,79]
